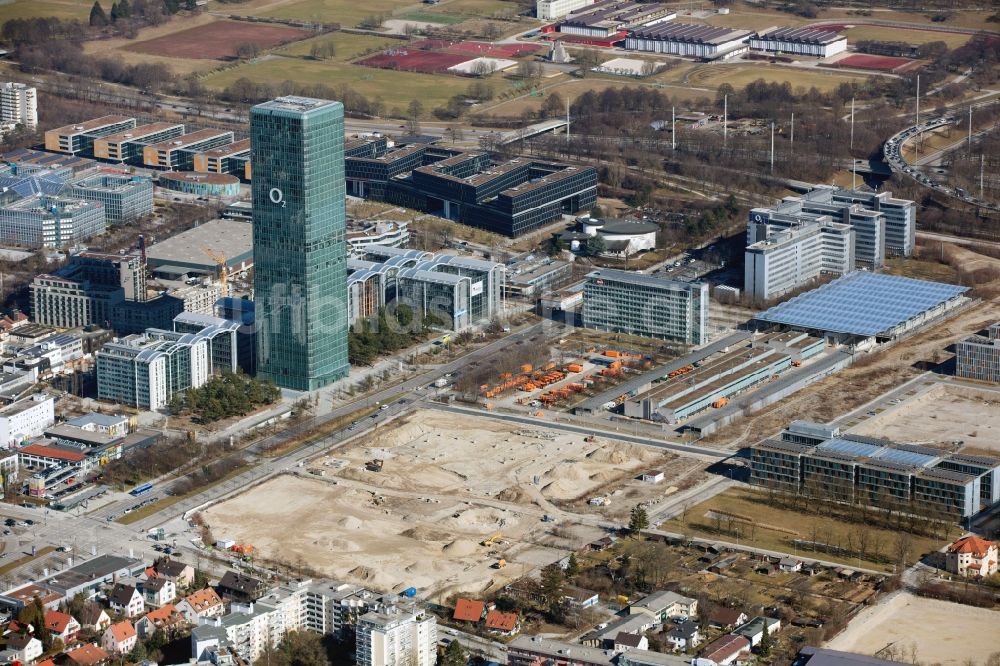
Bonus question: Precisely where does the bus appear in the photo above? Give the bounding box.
[129,482,154,497]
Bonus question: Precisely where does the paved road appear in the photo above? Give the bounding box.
[426,403,730,460]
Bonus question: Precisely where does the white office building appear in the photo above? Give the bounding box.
[749,27,847,58]
[96,332,210,409]
[744,207,854,302]
[356,604,437,666]
[829,187,916,257]
[0,393,54,448]
[536,0,595,20]
[0,83,37,130]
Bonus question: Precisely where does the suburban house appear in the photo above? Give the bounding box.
[945,536,998,578]
[101,621,137,655]
[44,610,81,645]
[665,619,702,652]
[78,604,111,632]
[700,634,751,666]
[614,632,649,653]
[63,643,111,666]
[708,607,748,630]
[734,616,782,647]
[135,604,186,639]
[452,598,486,623]
[779,557,802,573]
[628,591,698,624]
[176,588,225,623]
[108,583,144,618]
[151,560,195,588]
[582,614,651,648]
[484,610,519,636]
[216,571,268,603]
[140,577,176,608]
[3,632,43,664]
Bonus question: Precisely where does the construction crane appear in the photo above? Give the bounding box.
[202,247,229,297]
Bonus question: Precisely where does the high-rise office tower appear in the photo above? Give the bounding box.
[251,97,349,391]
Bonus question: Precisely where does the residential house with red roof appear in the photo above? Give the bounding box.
[100,621,136,655]
[700,634,751,666]
[484,610,519,636]
[946,535,998,577]
[176,588,224,623]
[62,642,111,666]
[135,604,186,640]
[44,610,80,645]
[452,598,486,624]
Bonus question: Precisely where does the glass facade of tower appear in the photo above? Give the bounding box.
[251,97,349,391]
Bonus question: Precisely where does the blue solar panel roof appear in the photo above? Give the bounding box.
[874,447,938,468]
[818,438,881,458]
[756,272,968,336]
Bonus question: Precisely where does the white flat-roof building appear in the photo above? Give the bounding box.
[749,27,847,58]
[956,322,1000,383]
[626,23,751,59]
[536,0,596,21]
[96,332,210,409]
[0,393,54,448]
[0,83,37,130]
[356,604,437,666]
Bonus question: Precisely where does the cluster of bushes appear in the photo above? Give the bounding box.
[170,372,281,423]
[349,305,444,366]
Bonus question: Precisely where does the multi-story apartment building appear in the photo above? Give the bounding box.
[355,604,437,666]
[66,174,154,223]
[96,332,210,409]
[744,210,854,302]
[31,252,145,329]
[0,394,54,448]
[0,83,37,130]
[956,321,1000,383]
[0,194,105,247]
[581,268,708,344]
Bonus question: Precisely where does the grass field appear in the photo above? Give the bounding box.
[203,55,499,111]
[253,0,424,28]
[399,11,465,24]
[440,0,518,15]
[662,488,954,572]
[0,0,91,23]
[842,25,971,49]
[686,64,868,94]
[277,32,401,59]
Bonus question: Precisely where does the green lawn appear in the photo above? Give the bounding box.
[253,0,422,28]
[440,0,519,16]
[276,32,401,60]
[0,0,91,23]
[843,26,970,49]
[203,55,504,111]
[399,11,466,24]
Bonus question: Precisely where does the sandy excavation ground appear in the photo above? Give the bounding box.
[852,383,1000,454]
[826,592,1000,664]
[203,409,693,597]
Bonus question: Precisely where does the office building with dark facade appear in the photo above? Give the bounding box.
[343,138,597,237]
[251,96,350,391]
[750,424,1000,520]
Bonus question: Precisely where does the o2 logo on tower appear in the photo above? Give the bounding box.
[269,187,286,207]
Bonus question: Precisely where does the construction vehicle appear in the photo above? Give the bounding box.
[365,459,384,472]
[566,363,583,373]
[712,397,729,408]
[792,359,802,367]
[493,559,507,569]
[616,594,629,605]
[542,514,555,523]
[202,247,230,297]
[481,531,503,547]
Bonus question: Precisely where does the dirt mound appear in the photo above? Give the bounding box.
[338,516,363,530]
[589,470,619,483]
[401,526,453,542]
[496,486,529,503]
[547,464,587,481]
[350,565,377,581]
[442,539,479,557]
[587,446,632,465]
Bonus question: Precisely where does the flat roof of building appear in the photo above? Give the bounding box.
[756,272,969,337]
[159,171,240,185]
[199,138,251,158]
[146,128,232,151]
[97,122,184,145]
[586,267,703,292]
[253,96,342,116]
[630,22,752,45]
[756,26,846,44]
[47,116,134,137]
[146,219,252,267]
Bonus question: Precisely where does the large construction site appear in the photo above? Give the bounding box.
[200,409,702,598]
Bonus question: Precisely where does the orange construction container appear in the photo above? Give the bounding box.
[712,397,729,408]
[604,350,621,358]
[521,364,533,373]
[566,363,583,373]
[609,360,622,369]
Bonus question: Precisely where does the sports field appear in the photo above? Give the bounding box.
[686,64,867,93]
[833,53,923,73]
[123,20,313,60]
[838,25,971,49]
[277,32,401,59]
[250,0,425,29]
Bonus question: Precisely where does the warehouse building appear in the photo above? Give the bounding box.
[145,219,253,280]
[559,1,676,39]
[750,429,1000,520]
[749,27,847,58]
[96,331,210,409]
[44,116,136,155]
[956,322,1000,383]
[192,139,251,177]
[142,129,235,171]
[66,173,153,223]
[626,23,752,59]
[0,194,105,247]
[622,331,823,422]
[744,210,855,302]
[755,272,969,345]
[92,122,185,164]
[582,268,707,344]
